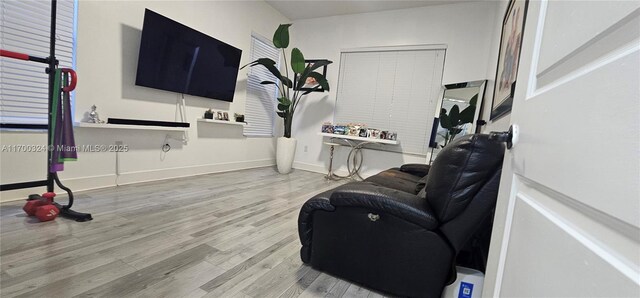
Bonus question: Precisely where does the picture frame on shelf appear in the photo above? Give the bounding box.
[490,0,529,120]
[294,59,330,92]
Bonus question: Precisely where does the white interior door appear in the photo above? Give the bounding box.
[484,1,640,297]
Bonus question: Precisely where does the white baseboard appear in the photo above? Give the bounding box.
[115,159,275,186]
[292,161,325,174]
[0,159,275,203]
[293,161,351,177]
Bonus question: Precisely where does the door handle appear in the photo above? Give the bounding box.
[489,124,519,149]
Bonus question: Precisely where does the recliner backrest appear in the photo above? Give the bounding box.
[424,134,505,222]
[439,167,502,253]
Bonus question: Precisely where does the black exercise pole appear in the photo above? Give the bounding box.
[47,0,57,192]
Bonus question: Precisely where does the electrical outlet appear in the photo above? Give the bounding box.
[304,145,308,153]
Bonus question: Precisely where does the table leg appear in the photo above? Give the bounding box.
[325,144,335,180]
[347,143,367,180]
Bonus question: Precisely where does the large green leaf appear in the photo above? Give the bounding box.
[277,96,291,106]
[276,111,287,119]
[449,105,460,126]
[459,105,476,124]
[296,66,311,90]
[277,103,289,111]
[272,24,292,49]
[459,94,479,124]
[306,72,329,91]
[296,60,333,89]
[468,94,478,106]
[260,81,277,85]
[280,77,293,88]
[241,58,279,77]
[240,58,276,69]
[241,58,292,88]
[439,109,452,129]
[291,48,305,74]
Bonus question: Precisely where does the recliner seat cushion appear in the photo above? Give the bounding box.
[399,163,431,177]
[364,168,423,194]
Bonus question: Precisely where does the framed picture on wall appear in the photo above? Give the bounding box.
[490,0,529,120]
[294,59,329,92]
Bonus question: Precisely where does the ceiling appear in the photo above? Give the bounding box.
[265,0,472,20]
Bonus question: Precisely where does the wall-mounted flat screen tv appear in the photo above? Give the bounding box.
[135,9,242,102]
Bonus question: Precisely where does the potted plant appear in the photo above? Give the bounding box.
[241,24,332,174]
[204,109,214,119]
[439,94,477,147]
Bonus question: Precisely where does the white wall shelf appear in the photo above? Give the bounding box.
[74,122,188,132]
[319,132,399,145]
[197,118,247,126]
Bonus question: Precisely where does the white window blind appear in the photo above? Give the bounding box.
[0,0,76,125]
[334,48,445,155]
[243,34,280,137]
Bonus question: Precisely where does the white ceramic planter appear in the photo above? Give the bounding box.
[276,137,297,174]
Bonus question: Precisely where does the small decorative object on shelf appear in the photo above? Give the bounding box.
[348,123,361,136]
[223,112,229,121]
[334,124,347,135]
[215,111,223,120]
[369,128,381,139]
[88,105,105,123]
[386,132,397,140]
[204,109,214,119]
[234,113,245,122]
[380,131,387,139]
[321,122,334,133]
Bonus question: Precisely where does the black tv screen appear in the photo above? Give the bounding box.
[135,9,242,102]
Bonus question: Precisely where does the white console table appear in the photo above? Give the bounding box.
[318,132,400,180]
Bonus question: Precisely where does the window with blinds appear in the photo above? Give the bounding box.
[0,0,76,126]
[243,34,280,137]
[334,47,445,155]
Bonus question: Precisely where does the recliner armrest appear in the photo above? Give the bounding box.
[299,190,335,246]
[329,182,439,230]
[400,163,431,177]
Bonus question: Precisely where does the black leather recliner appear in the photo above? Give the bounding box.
[298,134,505,297]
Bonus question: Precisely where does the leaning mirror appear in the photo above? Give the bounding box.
[428,80,486,160]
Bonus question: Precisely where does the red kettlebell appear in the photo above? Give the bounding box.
[35,204,59,222]
[41,192,56,203]
[23,200,45,216]
[34,192,59,222]
[23,194,48,216]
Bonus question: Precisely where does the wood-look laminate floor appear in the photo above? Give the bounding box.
[0,167,389,298]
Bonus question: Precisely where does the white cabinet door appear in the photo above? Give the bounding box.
[484,1,640,296]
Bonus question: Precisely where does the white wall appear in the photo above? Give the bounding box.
[288,1,501,177]
[0,1,289,202]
